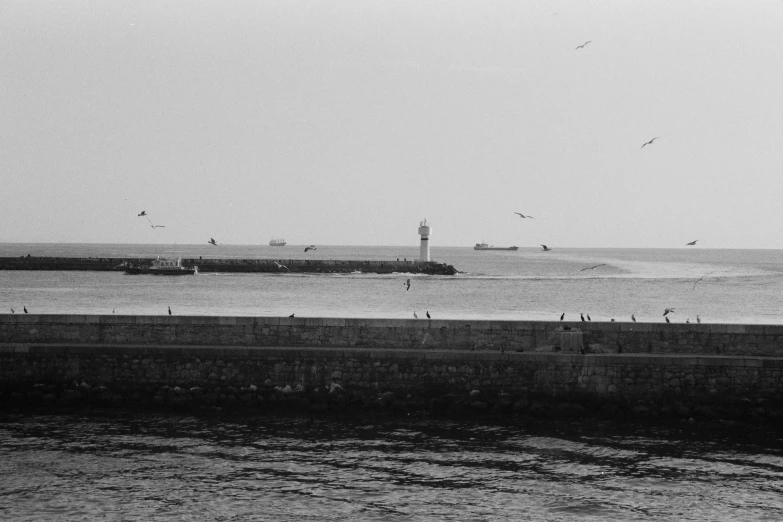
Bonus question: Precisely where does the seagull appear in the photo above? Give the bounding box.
[663,308,675,316]
[145,217,165,228]
[641,137,659,148]
[580,264,606,272]
[168,306,171,315]
[208,238,217,246]
[289,313,295,318]
[304,245,317,252]
[137,211,147,217]
[541,245,552,251]
[665,316,670,323]
[587,314,592,321]
[575,40,591,50]
[414,311,418,319]
[560,313,565,321]
[10,308,14,313]
[693,271,714,289]
[580,313,585,322]
[426,311,431,319]
[686,240,698,246]
[686,318,690,323]
[696,315,701,324]
[274,262,289,272]
[514,212,534,219]
[24,306,28,314]
[405,278,411,291]
[631,314,636,322]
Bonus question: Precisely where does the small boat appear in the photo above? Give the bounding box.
[124,257,197,275]
[269,238,287,247]
[473,241,519,251]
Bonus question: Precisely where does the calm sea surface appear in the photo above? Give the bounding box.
[1,244,783,520]
[1,243,782,323]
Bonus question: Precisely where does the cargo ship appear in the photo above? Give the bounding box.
[473,241,519,251]
[269,238,287,247]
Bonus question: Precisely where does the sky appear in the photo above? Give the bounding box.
[2,1,783,248]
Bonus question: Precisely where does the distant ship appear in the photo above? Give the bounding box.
[269,238,287,247]
[123,257,197,275]
[474,241,519,251]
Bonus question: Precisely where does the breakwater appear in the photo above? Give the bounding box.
[0,256,458,275]
[1,315,781,425]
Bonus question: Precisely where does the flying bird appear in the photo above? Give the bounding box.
[514,212,534,219]
[274,262,289,272]
[663,308,675,317]
[541,245,552,251]
[641,137,659,148]
[137,211,147,217]
[208,238,217,246]
[693,271,714,290]
[686,240,698,246]
[405,278,411,291]
[575,40,591,49]
[580,264,607,272]
[631,314,636,322]
[304,245,317,252]
[426,311,431,319]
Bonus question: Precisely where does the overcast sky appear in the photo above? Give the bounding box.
[2,1,782,248]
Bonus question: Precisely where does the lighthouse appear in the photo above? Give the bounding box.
[418,219,431,261]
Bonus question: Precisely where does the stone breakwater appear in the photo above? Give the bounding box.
[0,256,458,275]
[2,315,783,357]
[1,345,781,426]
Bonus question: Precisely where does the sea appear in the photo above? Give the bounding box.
[1,243,783,521]
[1,243,782,323]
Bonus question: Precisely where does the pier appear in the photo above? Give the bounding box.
[0,256,459,275]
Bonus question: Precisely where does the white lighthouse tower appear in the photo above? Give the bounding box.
[418,219,431,261]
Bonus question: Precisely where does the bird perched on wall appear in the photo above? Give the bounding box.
[414,311,418,319]
[587,314,592,321]
[426,311,431,319]
[560,313,564,321]
[23,306,28,314]
[405,278,411,291]
[208,238,217,246]
[304,245,317,252]
[10,308,14,313]
[514,212,534,219]
[697,315,701,324]
[289,313,295,318]
[641,137,659,148]
[686,318,690,323]
[580,313,585,322]
[665,316,670,323]
[168,306,171,315]
[631,314,636,322]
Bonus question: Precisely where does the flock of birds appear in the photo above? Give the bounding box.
[558,310,702,324]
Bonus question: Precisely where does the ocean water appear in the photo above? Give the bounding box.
[1,243,782,323]
[0,413,781,521]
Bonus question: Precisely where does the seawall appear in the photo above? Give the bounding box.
[1,315,781,423]
[0,256,458,275]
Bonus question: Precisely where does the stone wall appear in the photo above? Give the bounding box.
[1,315,782,356]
